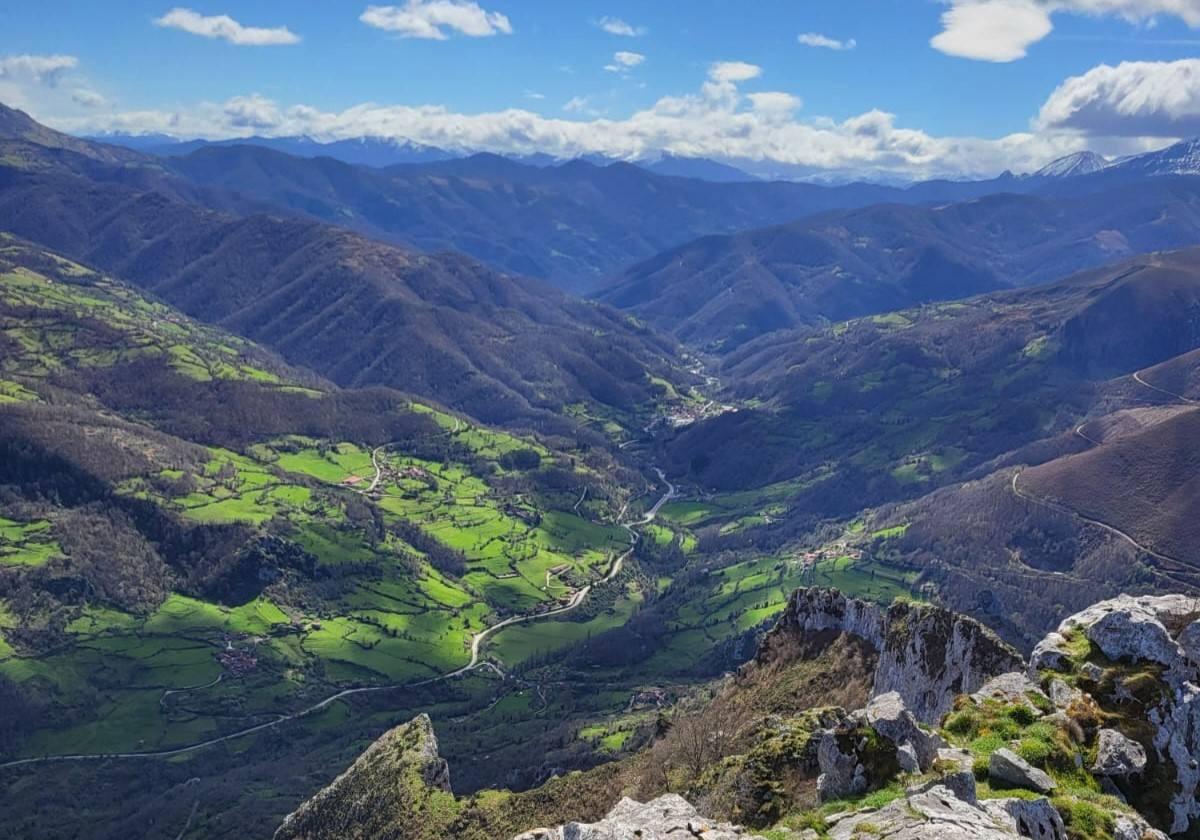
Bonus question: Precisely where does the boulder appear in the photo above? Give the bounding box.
[1092,729,1147,778]
[971,673,1049,713]
[511,795,764,840]
[1046,679,1079,710]
[1112,814,1169,840]
[988,748,1056,794]
[864,691,945,771]
[1029,632,1072,674]
[982,797,1066,840]
[827,785,1026,839]
[906,747,977,805]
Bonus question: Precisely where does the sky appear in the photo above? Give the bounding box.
[3,1,1200,179]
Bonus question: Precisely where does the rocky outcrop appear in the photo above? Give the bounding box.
[511,795,764,840]
[826,785,1059,840]
[274,715,451,840]
[767,589,1023,723]
[1031,593,1200,834]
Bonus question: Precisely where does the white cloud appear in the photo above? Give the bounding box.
[932,0,1200,62]
[748,92,803,113]
[51,63,1101,182]
[596,16,645,36]
[0,54,78,86]
[931,0,1052,61]
[71,88,108,108]
[360,1,512,40]
[524,90,546,100]
[153,8,300,46]
[1038,58,1200,136]
[605,51,645,72]
[563,96,592,114]
[798,32,857,50]
[708,61,762,83]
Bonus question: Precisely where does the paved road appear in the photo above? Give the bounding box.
[0,466,678,771]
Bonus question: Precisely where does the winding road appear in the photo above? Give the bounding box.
[0,466,679,771]
[1010,366,1199,574]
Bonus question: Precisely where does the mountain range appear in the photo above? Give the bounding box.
[6,99,1200,840]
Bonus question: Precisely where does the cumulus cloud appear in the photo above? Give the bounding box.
[931,0,1051,61]
[708,61,762,83]
[0,54,79,85]
[596,16,645,36]
[153,8,300,46]
[360,1,512,40]
[71,88,108,108]
[798,32,857,50]
[605,51,645,72]
[748,92,803,113]
[1038,58,1200,136]
[50,62,1101,181]
[932,0,1200,62]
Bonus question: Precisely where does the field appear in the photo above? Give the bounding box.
[0,415,637,759]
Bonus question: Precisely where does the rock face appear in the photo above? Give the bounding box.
[768,589,1023,723]
[274,715,451,840]
[511,795,764,840]
[1031,593,1200,834]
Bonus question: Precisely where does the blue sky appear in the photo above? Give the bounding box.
[3,1,1200,178]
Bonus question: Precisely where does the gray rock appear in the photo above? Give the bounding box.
[1179,620,1200,667]
[1030,632,1072,674]
[972,672,1049,713]
[1043,594,1200,833]
[1092,728,1147,778]
[988,748,1057,794]
[982,797,1066,840]
[1112,814,1169,840]
[907,748,977,805]
[513,794,765,840]
[770,589,1023,724]
[1047,679,1079,710]
[897,742,920,774]
[816,730,868,801]
[864,691,945,771]
[827,785,1022,839]
[1080,661,1103,682]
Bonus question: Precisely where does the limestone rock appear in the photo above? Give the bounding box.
[982,797,1066,840]
[827,785,1028,840]
[864,691,945,770]
[1046,679,1079,710]
[1113,814,1169,840]
[1035,594,1200,833]
[1092,728,1147,778]
[988,748,1056,794]
[1029,632,1072,674]
[971,672,1048,713]
[274,715,451,840]
[906,747,977,805]
[511,795,764,840]
[770,589,1023,724]
[816,730,868,801]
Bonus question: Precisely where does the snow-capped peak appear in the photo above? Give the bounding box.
[1033,150,1109,179]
